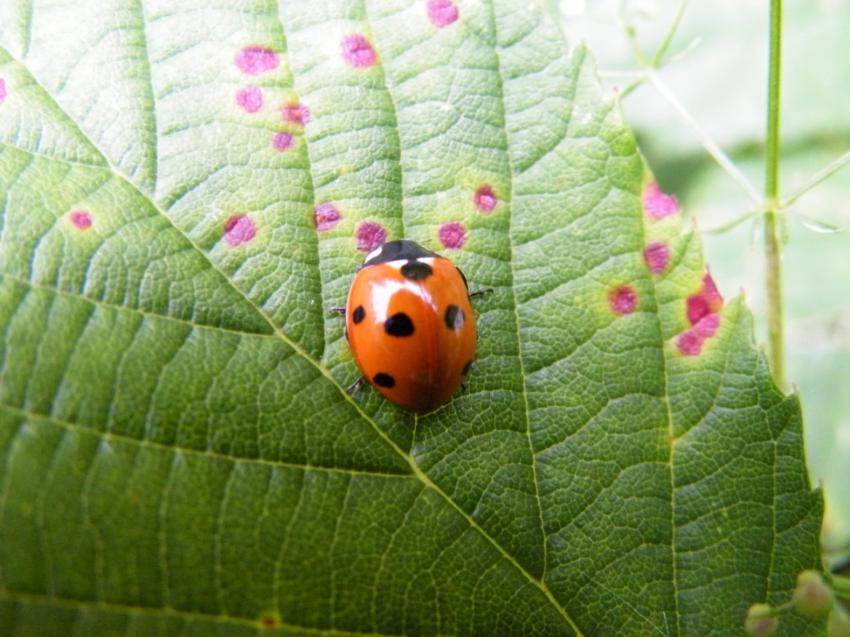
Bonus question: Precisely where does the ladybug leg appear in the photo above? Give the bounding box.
[469,288,494,299]
[328,306,346,316]
[346,376,365,394]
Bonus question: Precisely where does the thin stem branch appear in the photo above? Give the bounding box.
[618,0,649,65]
[782,149,850,208]
[703,211,758,235]
[764,0,785,388]
[646,70,763,204]
[617,76,648,99]
[651,0,689,67]
[598,70,644,79]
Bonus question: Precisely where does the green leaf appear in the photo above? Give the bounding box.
[0,1,823,635]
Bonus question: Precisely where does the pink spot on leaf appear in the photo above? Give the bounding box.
[235,86,263,113]
[341,34,377,68]
[356,222,387,252]
[686,272,724,325]
[223,215,257,246]
[694,312,720,339]
[272,131,294,151]
[260,616,278,629]
[643,241,670,275]
[235,46,280,75]
[677,313,720,356]
[474,184,498,213]
[69,210,92,230]
[0,78,6,104]
[609,285,637,315]
[438,221,467,249]
[427,0,459,27]
[314,203,341,232]
[643,181,680,220]
[281,102,310,126]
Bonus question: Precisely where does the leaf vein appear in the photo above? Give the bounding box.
[0,403,413,479]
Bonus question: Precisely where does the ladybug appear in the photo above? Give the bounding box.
[342,240,478,413]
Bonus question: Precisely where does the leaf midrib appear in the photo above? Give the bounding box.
[484,0,549,589]
[4,15,584,633]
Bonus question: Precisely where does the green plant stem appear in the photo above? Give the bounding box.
[782,149,850,208]
[834,574,850,601]
[764,0,785,389]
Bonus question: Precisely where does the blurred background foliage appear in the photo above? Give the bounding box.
[556,0,850,559]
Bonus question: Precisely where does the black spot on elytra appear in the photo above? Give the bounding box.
[462,360,472,376]
[384,312,414,337]
[400,260,433,280]
[373,373,395,388]
[444,305,464,330]
[352,305,365,324]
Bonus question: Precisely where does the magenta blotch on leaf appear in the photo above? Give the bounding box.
[0,78,6,104]
[474,184,498,213]
[281,102,310,126]
[314,204,341,232]
[234,46,280,75]
[643,241,670,274]
[356,222,387,252]
[235,86,263,113]
[341,34,377,68]
[676,313,720,356]
[427,0,459,27]
[609,285,637,315]
[438,222,468,249]
[272,131,294,151]
[223,215,257,246]
[259,617,279,629]
[643,181,680,220]
[69,210,92,230]
[687,273,724,325]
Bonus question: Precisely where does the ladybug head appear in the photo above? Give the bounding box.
[362,239,440,268]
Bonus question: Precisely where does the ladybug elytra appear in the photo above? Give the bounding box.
[343,240,478,413]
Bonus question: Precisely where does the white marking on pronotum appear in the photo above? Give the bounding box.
[365,245,383,262]
[386,257,436,270]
